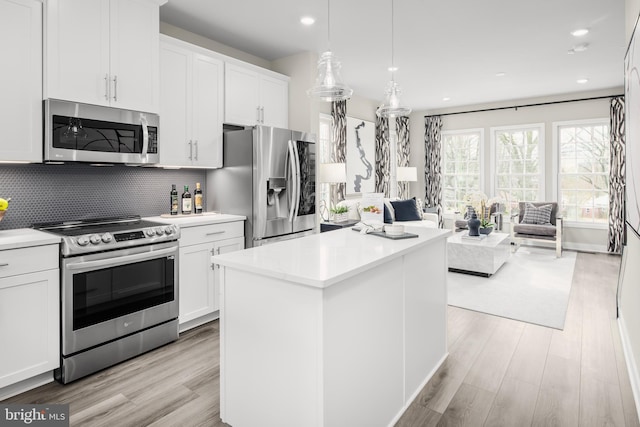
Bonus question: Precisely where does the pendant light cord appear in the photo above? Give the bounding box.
[391,0,395,80]
[327,0,331,51]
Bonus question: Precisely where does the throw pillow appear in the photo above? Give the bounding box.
[390,198,422,221]
[522,203,553,225]
[383,204,393,224]
[463,205,475,220]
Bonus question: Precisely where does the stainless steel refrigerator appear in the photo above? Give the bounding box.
[206,125,316,247]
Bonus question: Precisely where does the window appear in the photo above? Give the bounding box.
[554,119,609,225]
[441,129,483,212]
[491,124,545,214]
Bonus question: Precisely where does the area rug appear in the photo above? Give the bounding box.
[447,247,577,329]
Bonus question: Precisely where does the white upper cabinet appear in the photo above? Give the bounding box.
[0,0,42,163]
[225,62,289,129]
[159,36,223,168]
[45,0,165,113]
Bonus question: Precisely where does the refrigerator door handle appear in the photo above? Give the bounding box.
[287,140,298,222]
[292,140,301,220]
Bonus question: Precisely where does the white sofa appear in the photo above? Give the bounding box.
[335,197,438,228]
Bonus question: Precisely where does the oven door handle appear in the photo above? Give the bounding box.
[65,247,176,271]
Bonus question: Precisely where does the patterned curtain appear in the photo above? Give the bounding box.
[375,116,390,196]
[331,100,347,202]
[609,96,625,253]
[396,116,410,198]
[424,116,444,228]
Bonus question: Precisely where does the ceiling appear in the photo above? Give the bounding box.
[160,0,626,112]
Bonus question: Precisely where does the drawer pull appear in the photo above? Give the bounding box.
[0,263,8,267]
[206,231,226,236]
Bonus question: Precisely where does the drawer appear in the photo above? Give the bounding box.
[179,221,244,247]
[0,244,59,279]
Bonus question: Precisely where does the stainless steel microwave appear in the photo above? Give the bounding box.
[44,99,159,165]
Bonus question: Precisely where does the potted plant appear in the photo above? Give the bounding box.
[330,205,349,223]
[479,217,494,234]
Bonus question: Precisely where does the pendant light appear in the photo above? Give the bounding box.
[307,0,353,101]
[376,0,411,117]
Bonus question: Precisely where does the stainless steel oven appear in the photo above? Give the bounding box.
[33,217,179,384]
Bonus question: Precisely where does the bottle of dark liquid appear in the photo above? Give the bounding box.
[170,184,179,215]
[194,182,203,214]
[181,185,192,215]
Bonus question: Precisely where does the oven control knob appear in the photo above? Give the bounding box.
[101,233,113,243]
[155,227,165,235]
[145,229,155,237]
[164,226,173,235]
[89,234,101,245]
[76,235,90,246]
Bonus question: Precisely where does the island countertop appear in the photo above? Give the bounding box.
[212,226,451,288]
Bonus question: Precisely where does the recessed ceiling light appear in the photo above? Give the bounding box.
[300,16,315,26]
[495,72,506,77]
[571,28,589,37]
[577,78,589,84]
[388,66,398,72]
[443,97,451,102]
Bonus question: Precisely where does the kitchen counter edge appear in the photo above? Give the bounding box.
[145,214,246,228]
[0,228,62,251]
[213,227,452,289]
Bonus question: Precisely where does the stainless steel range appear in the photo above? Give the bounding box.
[32,216,180,384]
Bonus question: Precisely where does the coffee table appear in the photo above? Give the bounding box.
[447,232,510,277]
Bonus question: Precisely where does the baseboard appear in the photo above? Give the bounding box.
[0,372,54,401]
[517,240,608,254]
[618,315,640,418]
[387,352,448,427]
[563,242,608,253]
[179,311,219,334]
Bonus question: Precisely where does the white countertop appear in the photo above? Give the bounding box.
[213,226,451,288]
[0,228,61,251]
[145,213,246,228]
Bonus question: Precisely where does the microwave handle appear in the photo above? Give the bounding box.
[140,115,149,159]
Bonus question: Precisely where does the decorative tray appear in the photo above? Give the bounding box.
[351,228,418,240]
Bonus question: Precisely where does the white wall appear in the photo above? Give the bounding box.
[408,88,622,251]
[159,22,271,69]
[619,0,640,416]
[628,0,640,44]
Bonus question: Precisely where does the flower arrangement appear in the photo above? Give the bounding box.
[330,205,349,222]
[462,191,487,218]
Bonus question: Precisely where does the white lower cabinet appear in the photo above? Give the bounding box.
[178,221,244,331]
[0,245,59,389]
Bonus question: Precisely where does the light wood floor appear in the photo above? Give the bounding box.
[3,252,638,426]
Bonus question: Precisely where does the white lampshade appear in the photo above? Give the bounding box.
[396,166,417,182]
[318,163,347,183]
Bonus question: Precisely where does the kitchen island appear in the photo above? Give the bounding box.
[213,226,451,427]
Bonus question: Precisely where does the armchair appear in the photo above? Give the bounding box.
[511,202,562,257]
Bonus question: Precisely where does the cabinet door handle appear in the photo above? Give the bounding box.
[0,263,8,267]
[194,140,198,161]
[206,231,225,236]
[188,140,193,160]
[104,74,109,100]
[256,106,260,123]
[260,106,264,123]
[112,75,118,102]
